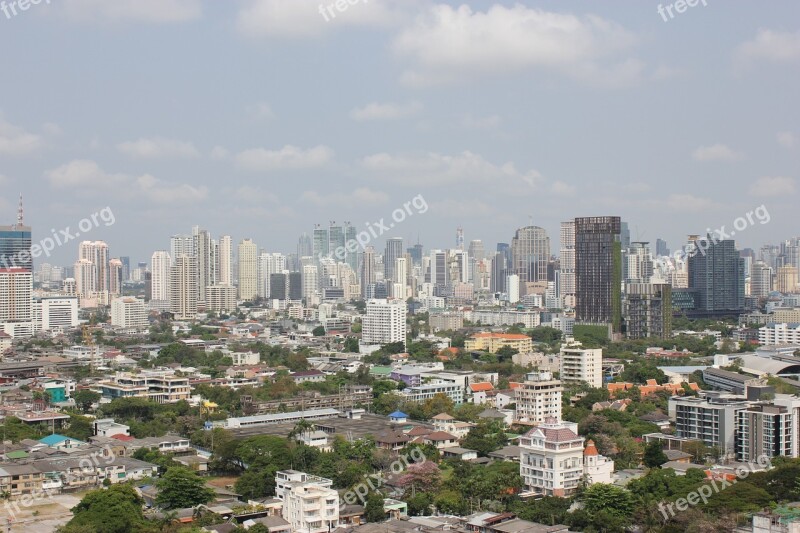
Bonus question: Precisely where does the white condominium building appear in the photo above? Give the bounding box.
[110,297,149,329]
[275,470,338,533]
[515,371,563,424]
[362,298,407,346]
[559,340,603,388]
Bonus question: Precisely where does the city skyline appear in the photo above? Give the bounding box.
[0,1,797,265]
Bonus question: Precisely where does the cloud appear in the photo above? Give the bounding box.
[236,0,405,39]
[45,159,207,204]
[428,198,495,218]
[393,4,644,87]
[361,150,543,190]
[749,176,796,197]
[662,194,717,212]
[735,29,800,68]
[350,101,422,121]
[550,180,576,196]
[117,137,200,159]
[301,187,389,207]
[231,186,279,204]
[135,174,208,203]
[248,102,275,120]
[59,0,202,23]
[0,118,42,156]
[777,131,798,149]
[45,160,127,189]
[235,145,334,171]
[692,143,743,162]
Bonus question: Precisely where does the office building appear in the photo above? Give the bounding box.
[238,239,258,301]
[0,205,32,271]
[170,255,198,320]
[362,299,406,346]
[384,237,404,283]
[490,251,507,294]
[655,238,669,257]
[574,216,622,332]
[559,340,603,388]
[312,226,328,260]
[429,250,449,296]
[511,226,550,285]
[33,296,78,332]
[514,371,563,424]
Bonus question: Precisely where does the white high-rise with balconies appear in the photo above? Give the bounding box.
[218,235,232,286]
[238,239,258,301]
[515,371,563,424]
[151,251,171,302]
[0,268,33,338]
[170,255,198,320]
[560,339,603,388]
[362,298,407,347]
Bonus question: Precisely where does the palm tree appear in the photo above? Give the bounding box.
[288,419,315,439]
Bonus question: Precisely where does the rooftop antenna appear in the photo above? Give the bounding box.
[14,194,23,229]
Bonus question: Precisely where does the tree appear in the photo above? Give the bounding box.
[364,492,386,523]
[73,389,101,413]
[643,441,669,468]
[64,415,95,442]
[63,484,148,533]
[398,462,442,494]
[312,326,326,337]
[156,467,215,510]
[581,483,635,523]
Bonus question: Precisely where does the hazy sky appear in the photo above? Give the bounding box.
[0,0,798,266]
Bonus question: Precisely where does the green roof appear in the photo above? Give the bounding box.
[370,366,392,375]
[6,450,28,459]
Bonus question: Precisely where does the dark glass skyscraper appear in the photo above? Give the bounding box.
[0,225,32,271]
[574,216,622,332]
[688,237,745,315]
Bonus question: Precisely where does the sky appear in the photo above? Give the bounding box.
[0,0,798,267]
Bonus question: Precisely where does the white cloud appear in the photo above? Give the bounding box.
[550,180,576,196]
[777,131,798,149]
[735,29,800,68]
[361,150,543,190]
[749,176,796,197]
[248,102,275,120]
[393,4,644,87]
[692,143,743,162]
[45,159,207,204]
[42,122,62,136]
[45,160,127,189]
[136,174,208,203]
[60,0,202,23]
[350,101,422,121]
[0,118,42,156]
[117,137,200,159]
[662,194,716,212]
[301,187,389,207]
[236,0,405,39]
[235,145,334,171]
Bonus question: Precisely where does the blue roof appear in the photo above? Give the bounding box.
[389,411,408,418]
[40,434,84,446]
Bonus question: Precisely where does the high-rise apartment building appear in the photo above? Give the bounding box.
[559,221,576,309]
[514,371,563,424]
[170,255,198,320]
[206,284,237,314]
[362,298,407,346]
[687,237,745,316]
[750,261,773,298]
[150,251,171,303]
[170,235,193,263]
[560,340,603,388]
[0,268,33,338]
[218,235,232,286]
[302,264,319,303]
[78,241,110,294]
[574,216,622,332]
[297,232,313,259]
[624,282,672,339]
[361,246,376,298]
[238,239,258,301]
[109,258,123,295]
[777,266,799,293]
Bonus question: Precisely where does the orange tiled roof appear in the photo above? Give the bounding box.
[470,333,530,340]
[469,382,495,393]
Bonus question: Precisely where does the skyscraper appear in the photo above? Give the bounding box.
[0,267,33,338]
[361,246,376,298]
[313,226,329,261]
[490,251,507,293]
[655,239,670,257]
[0,197,31,271]
[78,241,110,295]
[170,234,193,263]
[218,235,232,286]
[511,226,551,284]
[170,255,198,320]
[559,221,576,308]
[328,223,345,261]
[687,236,745,315]
[344,223,358,272]
[574,216,622,332]
[109,258,123,295]
[384,237,404,282]
[193,226,214,303]
[238,239,258,301]
[297,232,313,259]
[151,251,171,303]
